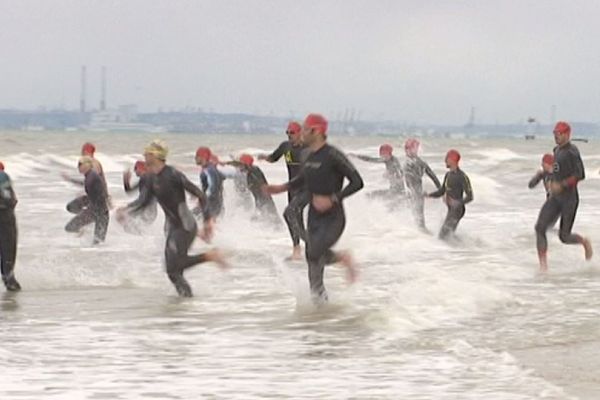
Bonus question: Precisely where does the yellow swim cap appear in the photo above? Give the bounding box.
[144,139,169,161]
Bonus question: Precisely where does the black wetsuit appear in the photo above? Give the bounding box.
[535,143,585,253]
[356,154,405,197]
[404,156,441,229]
[246,165,280,224]
[429,168,473,239]
[197,164,225,220]
[123,175,157,234]
[128,165,208,297]
[288,144,363,302]
[267,141,310,246]
[65,170,109,243]
[0,171,20,291]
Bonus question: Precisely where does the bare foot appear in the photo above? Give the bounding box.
[205,249,229,270]
[285,246,303,261]
[197,228,213,243]
[337,251,359,284]
[582,238,593,260]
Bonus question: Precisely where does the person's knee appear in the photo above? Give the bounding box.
[558,231,571,243]
[534,220,547,234]
[283,206,294,222]
[305,245,320,263]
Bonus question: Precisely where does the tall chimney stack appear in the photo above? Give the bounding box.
[80,65,87,113]
[100,66,107,111]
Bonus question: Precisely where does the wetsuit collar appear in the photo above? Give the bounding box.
[154,163,167,175]
[309,141,327,153]
[558,140,571,148]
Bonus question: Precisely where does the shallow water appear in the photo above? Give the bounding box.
[1,131,599,399]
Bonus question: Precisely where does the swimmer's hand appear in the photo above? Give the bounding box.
[549,181,563,195]
[312,194,337,213]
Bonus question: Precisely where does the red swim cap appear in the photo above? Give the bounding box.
[553,121,571,136]
[304,113,328,135]
[446,149,461,163]
[541,153,554,165]
[134,160,146,172]
[210,154,220,164]
[195,146,212,161]
[286,121,302,135]
[239,154,254,166]
[0,161,4,171]
[379,144,393,156]
[81,142,96,156]
[404,138,420,155]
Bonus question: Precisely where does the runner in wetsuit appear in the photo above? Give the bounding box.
[265,113,363,304]
[226,154,280,225]
[82,142,112,205]
[64,156,110,244]
[351,144,405,199]
[403,138,441,231]
[426,149,473,240]
[0,162,21,291]
[259,121,310,259]
[116,161,157,234]
[534,122,592,272]
[81,142,106,183]
[62,142,111,211]
[194,147,226,242]
[125,140,226,297]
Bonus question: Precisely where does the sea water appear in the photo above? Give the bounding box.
[1,131,599,399]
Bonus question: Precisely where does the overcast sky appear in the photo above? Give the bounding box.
[1,0,599,124]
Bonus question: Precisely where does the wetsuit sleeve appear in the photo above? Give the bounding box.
[180,170,207,203]
[528,171,544,189]
[287,171,305,192]
[461,172,474,204]
[127,177,154,211]
[217,165,241,179]
[124,177,140,193]
[267,142,287,162]
[332,148,364,201]
[563,148,585,189]
[0,174,17,209]
[356,155,383,163]
[65,176,85,186]
[200,171,209,193]
[429,173,447,198]
[224,160,244,168]
[423,161,441,189]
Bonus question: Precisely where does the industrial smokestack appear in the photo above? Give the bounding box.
[100,66,107,111]
[80,65,87,113]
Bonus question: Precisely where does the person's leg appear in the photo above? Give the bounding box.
[66,195,89,214]
[93,209,109,243]
[283,191,309,257]
[305,208,346,303]
[65,209,95,233]
[557,193,593,260]
[0,213,20,291]
[534,197,561,270]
